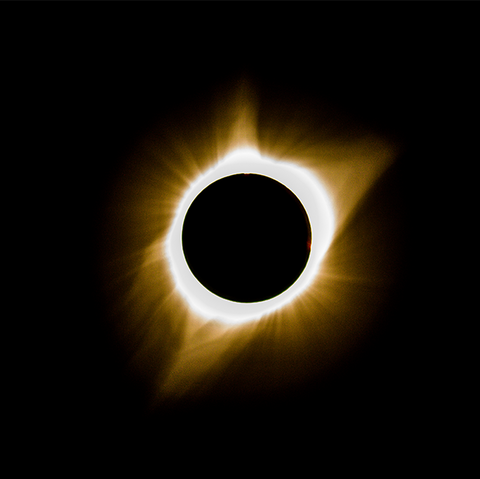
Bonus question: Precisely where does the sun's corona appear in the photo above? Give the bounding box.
[99,81,399,403]
[165,148,335,325]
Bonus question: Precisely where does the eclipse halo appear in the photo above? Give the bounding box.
[166,148,335,325]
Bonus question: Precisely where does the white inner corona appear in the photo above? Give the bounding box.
[166,148,335,325]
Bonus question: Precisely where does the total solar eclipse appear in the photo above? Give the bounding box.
[181,173,312,303]
[99,82,398,403]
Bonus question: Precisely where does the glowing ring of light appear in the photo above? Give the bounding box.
[166,148,335,325]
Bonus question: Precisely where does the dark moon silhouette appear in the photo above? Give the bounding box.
[182,173,312,303]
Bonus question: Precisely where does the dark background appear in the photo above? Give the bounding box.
[19,10,474,460]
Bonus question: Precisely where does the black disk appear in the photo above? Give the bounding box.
[181,173,311,303]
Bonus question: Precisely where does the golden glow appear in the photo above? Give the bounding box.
[166,147,335,325]
[99,80,399,405]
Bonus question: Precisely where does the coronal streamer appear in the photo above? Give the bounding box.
[99,80,399,405]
